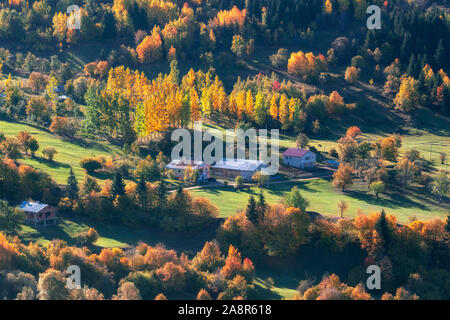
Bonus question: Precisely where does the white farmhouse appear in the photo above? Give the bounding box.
[282,148,316,169]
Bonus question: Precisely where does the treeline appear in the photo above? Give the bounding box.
[0,157,61,205]
[82,63,356,145]
[60,170,219,232]
[0,233,258,300]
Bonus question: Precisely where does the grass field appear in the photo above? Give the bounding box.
[253,277,298,300]
[190,178,449,223]
[0,119,123,184]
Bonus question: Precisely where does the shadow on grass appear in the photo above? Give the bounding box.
[61,135,115,154]
[89,171,113,180]
[28,221,77,245]
[34,157,71,169]
[198,186,258,196]
[412,108,450,136]
[252,283,283,300]
[346,190,430,211]
[267,181,322,195]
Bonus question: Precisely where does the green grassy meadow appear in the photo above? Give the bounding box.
[0,119,123,184]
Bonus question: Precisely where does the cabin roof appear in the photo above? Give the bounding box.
[19,201,49,213]
[213,159,265,172]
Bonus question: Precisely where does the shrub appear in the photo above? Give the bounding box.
[191,198,219,218]
[74,228,99,246]
[405,149,421,162]
[49,116,76,137]
[235,176,243,189]
[80,158,103,173]
[28,72,48,93]
[0,138,22,159]
[345,66,359,84]
[351,55,366,69]
[42,147,57,161]
[270,48,289,68]
[166,169,175,180]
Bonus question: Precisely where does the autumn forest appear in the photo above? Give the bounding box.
[0,0,449,302]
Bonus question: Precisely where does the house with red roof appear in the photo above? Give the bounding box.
[282,148,316,169]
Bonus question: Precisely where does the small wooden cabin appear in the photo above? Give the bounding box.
[19,201,57,227]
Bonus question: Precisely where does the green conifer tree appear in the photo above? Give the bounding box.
[66,168,79,200]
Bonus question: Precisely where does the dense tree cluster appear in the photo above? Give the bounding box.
[0,0,449,301]
[218,192,450,299]
[0,149,60,205]
[57,170,219,231]
[0,232,258,300]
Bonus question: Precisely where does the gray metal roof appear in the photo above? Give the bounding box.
[19,201,48,213]
[212,159,265,172]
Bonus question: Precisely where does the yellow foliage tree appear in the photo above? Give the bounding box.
[269,94,279,120]
[278,94,290,128]
[393,76,420,112]
[324,0,333,14]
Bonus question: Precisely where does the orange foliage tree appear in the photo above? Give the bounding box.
[136,27,163,64]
